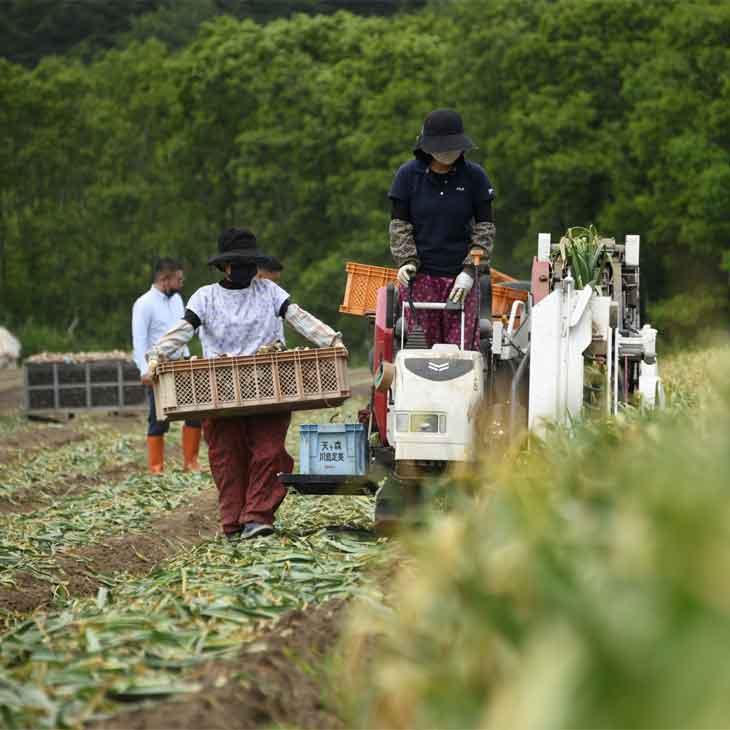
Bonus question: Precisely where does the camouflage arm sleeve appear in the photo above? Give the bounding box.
[464,221,496,268]
[389,218,420,267]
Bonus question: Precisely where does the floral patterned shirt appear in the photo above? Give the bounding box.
[186,279,289,357]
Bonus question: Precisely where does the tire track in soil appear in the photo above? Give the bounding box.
[94,600,346,730]
[0,488,219,614]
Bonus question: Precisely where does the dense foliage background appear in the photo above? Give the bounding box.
[0,0,727,356]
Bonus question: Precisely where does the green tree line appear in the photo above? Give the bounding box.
[0,0,426,66]
[0,0,727,356]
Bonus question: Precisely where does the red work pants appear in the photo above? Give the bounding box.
[400,274,480,350]
[203,413,294,535]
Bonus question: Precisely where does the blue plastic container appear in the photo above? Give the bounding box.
[299,423,368,476]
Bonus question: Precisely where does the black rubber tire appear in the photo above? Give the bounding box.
[374,478,423,535]
[374,494,403,535]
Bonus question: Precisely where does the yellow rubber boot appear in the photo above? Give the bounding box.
[147,435,164,474]
[182,425,202,472]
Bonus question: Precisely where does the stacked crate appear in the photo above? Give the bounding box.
[24,355,146,414]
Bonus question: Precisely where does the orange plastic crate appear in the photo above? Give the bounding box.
[340,261,525,318]
[339,262,398,316]
[492,282,529,319]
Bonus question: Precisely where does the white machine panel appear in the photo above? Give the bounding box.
[625,234,640,266]
[389,347,484,462]
[528,284,593,437]
[538,232,552,262]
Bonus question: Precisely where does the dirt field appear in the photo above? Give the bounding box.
[96,600,346,730]
[0,369,379,728]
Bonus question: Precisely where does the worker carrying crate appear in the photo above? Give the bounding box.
[146,228,347,541]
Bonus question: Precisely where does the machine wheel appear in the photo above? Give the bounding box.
[374,476,423,535]
[374,492,403,535]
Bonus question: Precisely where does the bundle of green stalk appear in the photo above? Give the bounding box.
[555,224,607,290]
[342,343,730,729]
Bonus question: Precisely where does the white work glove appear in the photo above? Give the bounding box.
[333,336,349,358]
[447,271,474,305]
[144,351,168,382]
[397,263,417,286]
[146,358,159,381]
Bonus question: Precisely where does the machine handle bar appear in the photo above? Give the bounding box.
[408,301,463,311]
[401,301,466,350]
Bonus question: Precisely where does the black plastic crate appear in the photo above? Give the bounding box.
[91,386,120,407]
[59,388,87,408]
[90,363,119,383]
[26,364,54,387]
[58,364,86,384]
[28,389,56,409]
[123,385,146,406]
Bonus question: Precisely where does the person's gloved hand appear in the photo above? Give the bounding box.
[146,358,159,381]
[397,263,417,286]
[332,336,349,358]
[447,270,474,304]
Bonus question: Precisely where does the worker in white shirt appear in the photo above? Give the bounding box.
[131,258,202,474]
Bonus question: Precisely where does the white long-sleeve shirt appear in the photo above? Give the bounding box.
[131,286,188,376]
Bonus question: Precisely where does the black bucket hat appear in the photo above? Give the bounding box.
[207,228,268,266]
[414,108,476,154]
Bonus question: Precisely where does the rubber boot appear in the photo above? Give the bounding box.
[147,435,164,474]
[182,425,202,472]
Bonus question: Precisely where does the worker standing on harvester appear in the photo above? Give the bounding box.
[132,258,202,474]
[145,229,345,541]
[389,108,496,349]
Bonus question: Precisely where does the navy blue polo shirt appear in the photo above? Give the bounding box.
[388,157,495,277]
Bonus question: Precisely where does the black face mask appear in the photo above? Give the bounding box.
[229,263,257,287]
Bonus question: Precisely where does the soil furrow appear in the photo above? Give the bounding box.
[0,463,146,514]
[0,488,219,613]
[94,600,345,730]
[0,412,147,467]
[0,435,190,515]
[0,426,86,466]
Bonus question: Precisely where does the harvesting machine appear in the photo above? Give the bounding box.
[281,233,664,525]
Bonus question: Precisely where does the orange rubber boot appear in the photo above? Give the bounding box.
[182,425,202,472]
[147,435,164,474]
